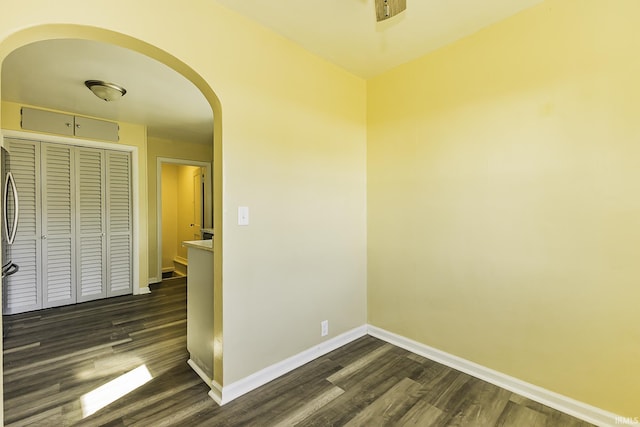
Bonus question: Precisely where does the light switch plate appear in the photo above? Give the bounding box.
[238,206,249,226]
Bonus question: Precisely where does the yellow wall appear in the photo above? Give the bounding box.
[367,0,640,416]
[0,0,368,400]
[161,163,178,270]
[147,136,213,280]
[1,100,149,294]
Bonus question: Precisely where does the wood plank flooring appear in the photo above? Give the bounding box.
[3,278,595,426]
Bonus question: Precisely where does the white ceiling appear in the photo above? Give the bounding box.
[215,0,543,78]
[1,39,213,145]
[0,1,542,144]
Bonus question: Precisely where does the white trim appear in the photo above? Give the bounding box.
[2,129,134,151]
[216,325,367,405]
[131,147,141,295]
[208,381,223,405]
[367,325,620,427]
[173,256,188,267]
[156,157,212,282]
[138,287,151,295]
[188,358,212,387]
[2,129,141,297]
[192,323,620,425]
[130,147,140,295]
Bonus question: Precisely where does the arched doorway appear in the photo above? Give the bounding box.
[0,24,224,422]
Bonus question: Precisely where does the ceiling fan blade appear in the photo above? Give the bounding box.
[375,0,407,22]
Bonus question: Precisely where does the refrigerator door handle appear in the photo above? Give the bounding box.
[4,171,19,245]
[1,261,19,279]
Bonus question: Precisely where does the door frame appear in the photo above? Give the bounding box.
[156,157,212,282]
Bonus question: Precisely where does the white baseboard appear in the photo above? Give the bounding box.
[188,359,212,386]
[367,325,620,427]
[217,325,368,405]
[208,381,223,405]
[204,324,619,426]
[173,256,188,266]
[138,286,151,295]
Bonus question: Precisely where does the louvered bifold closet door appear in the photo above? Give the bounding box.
[76,148,107,302]
[3,139,42,314]
[41,143,76,308]
[106,151,132,296]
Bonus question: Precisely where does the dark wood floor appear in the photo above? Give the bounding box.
[3,278,594,426]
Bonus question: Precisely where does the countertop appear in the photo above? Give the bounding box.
[182,239,213,252]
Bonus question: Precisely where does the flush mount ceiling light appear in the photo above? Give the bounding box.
[85,80,127,102]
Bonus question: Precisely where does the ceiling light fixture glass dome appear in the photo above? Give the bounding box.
[85,80,127,102]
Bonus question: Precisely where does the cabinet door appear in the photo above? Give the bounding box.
[41,143,76,308]
[76,148,107,302]
[3,139,42,314]
[21,107,74,136]
[106,151,132,296]
[74,116,119,142]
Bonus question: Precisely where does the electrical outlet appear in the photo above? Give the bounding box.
[321,320,329,337]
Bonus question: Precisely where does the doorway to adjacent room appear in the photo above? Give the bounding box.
[157,158,212,281]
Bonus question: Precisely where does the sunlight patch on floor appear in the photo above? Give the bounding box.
[76,355,145,380]
[81,364,153,418]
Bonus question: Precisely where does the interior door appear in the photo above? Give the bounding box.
[106,151,132,297]
[41,143,76,308]
[3,139,133,313]
[192,167,203,240]
[76,148,107,302]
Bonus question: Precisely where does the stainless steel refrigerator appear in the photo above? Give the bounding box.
[2,145,20,318]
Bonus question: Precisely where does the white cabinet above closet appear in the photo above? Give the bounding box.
[21,107,119,142]
[21,108,74,137]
